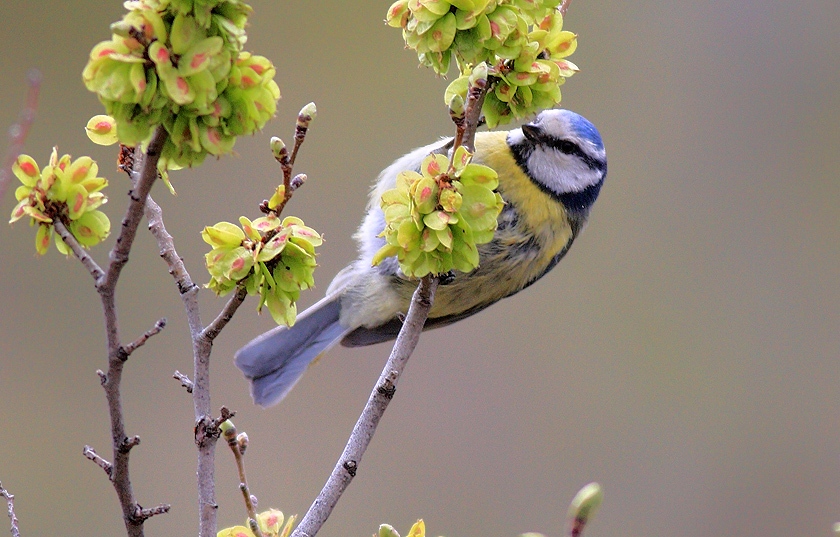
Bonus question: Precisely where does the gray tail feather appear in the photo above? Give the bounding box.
[234,295,349,407]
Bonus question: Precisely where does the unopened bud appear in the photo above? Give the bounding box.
[469,62,489,88]
[379,524,400,537]
[297,102,317,129]
[236,432,249,454]
[566,482,603,535]
[271,137,288,162]
[448,94,465,120]
[219,419,237,439]
[110,21,134,38]
[290,173,307,191]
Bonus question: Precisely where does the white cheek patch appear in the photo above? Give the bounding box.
[527,147,602,194]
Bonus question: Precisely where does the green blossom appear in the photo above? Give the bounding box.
[9,150,111,255]
[83,0,279,181]
[202,212,321,326]
[255,509,296,537]
[388,0,578,127]
[373,148,504,278]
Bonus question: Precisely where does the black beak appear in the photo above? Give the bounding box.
[521,123,543,143]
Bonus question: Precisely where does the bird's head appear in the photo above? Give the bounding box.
[507,109,607,217]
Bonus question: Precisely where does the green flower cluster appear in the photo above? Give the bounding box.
[9,150,110,255]
[202,212,321,326]
[83,0,280,176]
[386,0,578,127]
[373,147,504,278]
[216,508,296,537]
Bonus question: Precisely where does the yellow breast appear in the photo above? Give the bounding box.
[474,131,573,259]
[420,132,574,319]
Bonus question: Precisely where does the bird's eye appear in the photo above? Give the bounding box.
[556,140,578,154]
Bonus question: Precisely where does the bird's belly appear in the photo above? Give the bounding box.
[427,229,567,318]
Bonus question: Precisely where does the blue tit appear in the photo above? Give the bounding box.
[235,108,607,407]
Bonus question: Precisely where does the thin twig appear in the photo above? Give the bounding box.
[0,69,41,202]
[288,107,313,168]
[268,105,314,217]
[460,81,489,153]
[0,482,21,537]
[559,0,572,16]
[122,318,167,357]
[223,425,264,537]
[83,445,114,477]
[134,504,171,521]
[442,76,489,169]
[52,221,105,281]
[148,183,251,537]
[201,285,248,341]
[290,275,439,537]
[210,407,237,431]
[173,371,195,393]
[55,130,167,534]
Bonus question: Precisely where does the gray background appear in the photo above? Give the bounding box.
[1,1,839,536]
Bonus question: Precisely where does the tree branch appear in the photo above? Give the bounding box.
[144,192,219,537]
[134,504,171,522]
[122,318,167,357]
[290,275,439,537]
[0,482,20,537]
[201,285,248,342]
[461,82,489,153]
[52,221,105,281]
[99,127,167,293]
[64,125,169,537]
[452,79,489,154]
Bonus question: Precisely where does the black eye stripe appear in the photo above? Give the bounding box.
[544,138,605,172]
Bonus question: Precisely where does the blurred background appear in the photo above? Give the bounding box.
[1,1,839,536]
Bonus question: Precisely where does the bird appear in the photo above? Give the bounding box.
[235,108,607,407]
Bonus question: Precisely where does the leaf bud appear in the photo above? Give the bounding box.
[219,419,237,439]
[236,432,249,454]
[379,524,400,537]
[110,21,134,38]
[448,93,465,120]
[469,62,489,88]
[296,102,317,129]
[271,137,288,162]
[567,482,603,533]
[290,173,307,191]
